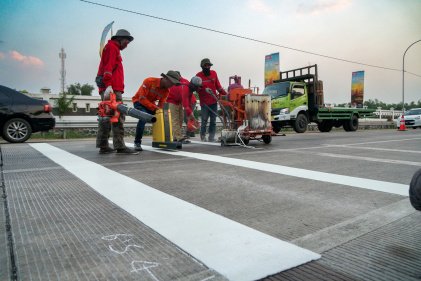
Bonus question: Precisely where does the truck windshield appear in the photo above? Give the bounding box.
[263,82,290,99]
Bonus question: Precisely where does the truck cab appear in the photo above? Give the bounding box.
[265,81,309,126]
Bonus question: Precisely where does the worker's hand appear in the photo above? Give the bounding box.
[103,86,113,100]
[188,114,196,121]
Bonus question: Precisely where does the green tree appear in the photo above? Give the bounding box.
[66,83,94,96]
[80,84,95,96]
[54,92,75,118]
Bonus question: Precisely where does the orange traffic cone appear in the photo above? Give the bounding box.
[398,116,407,131]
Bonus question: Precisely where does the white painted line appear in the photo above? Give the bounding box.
[30,143,320,281]
[329,144,421,154]
[189,140,221,146]
[315,152,421,166]
[131,143,408,196]
[342,137,421,146]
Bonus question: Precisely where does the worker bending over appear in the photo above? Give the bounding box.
[131,71,181,151]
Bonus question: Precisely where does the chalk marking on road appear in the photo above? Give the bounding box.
[30,143,320,281]
[129,143,408,196]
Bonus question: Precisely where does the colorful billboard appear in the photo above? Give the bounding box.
[351,71,364,107]
[264,53,280,86]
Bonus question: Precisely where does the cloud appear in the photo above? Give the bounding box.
[9,50,44,67]
[247,0,272,14]
[297,0,351,15]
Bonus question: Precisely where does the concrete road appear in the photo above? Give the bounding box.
[1,129,420,281]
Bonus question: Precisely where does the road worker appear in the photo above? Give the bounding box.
[131,71,181,151]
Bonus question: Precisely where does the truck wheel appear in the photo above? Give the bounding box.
[293,113,308,133]
[262,135,272,144]
[2,118,32,143]
[344,115,359,132]
[317,120,333,132]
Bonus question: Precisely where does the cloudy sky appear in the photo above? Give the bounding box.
[1,0,420,104]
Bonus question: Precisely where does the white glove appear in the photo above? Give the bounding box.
[103,86,113,100]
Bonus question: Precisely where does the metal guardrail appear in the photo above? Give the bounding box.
[55,120,141,129]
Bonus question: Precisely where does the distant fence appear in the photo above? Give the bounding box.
[372,108,403,119]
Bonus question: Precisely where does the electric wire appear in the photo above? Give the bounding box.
[80,0,421,77]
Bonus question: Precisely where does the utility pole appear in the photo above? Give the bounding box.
[59,48,67,94]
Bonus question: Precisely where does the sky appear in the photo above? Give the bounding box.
[0,0,420,105]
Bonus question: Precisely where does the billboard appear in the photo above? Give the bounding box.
[351,71,364,107]
[264,53,280,87]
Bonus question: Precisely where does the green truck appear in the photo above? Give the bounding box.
[264,64,375,133]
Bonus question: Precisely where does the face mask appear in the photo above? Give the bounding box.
[202,67,211,76]
[189,84,200,92]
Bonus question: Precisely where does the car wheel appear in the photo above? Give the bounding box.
[2,118,32,143]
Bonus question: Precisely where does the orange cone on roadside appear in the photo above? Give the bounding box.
[398,116,407,131]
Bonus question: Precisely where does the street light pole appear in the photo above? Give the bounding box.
[402,39,421,113]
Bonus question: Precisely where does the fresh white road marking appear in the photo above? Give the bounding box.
[131,143,408,196]
[314,152,421,167]
[30,143,320,281]
[189,140,221,146]
[329,144,421,154]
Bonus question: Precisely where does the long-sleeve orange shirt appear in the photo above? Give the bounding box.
[131,78,169,111]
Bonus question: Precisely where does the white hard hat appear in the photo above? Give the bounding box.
[190,76,202,87]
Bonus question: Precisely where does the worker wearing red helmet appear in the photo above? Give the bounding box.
[196,58,227,142]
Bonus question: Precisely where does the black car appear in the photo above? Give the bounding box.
[0,85,55,143]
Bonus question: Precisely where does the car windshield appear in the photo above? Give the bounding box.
[263,82,290,99]
[405,109,421,115]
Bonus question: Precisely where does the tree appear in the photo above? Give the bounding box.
[81,84,95,96]
[54,92,75,118]
[66,83,94,96]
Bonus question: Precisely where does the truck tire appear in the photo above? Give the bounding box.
[293,113,308,133]
[2,118,32,143]
[317,120,333,132]
[344,115,358,132]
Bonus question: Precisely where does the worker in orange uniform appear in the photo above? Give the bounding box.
[196,58,227,142]
[167,75,202,143]
[131,70,181,151]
